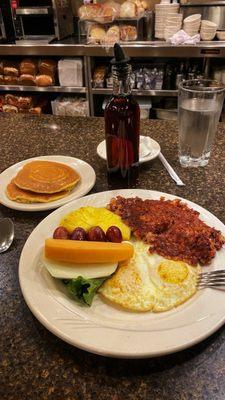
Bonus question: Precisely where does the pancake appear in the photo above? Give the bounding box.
[6,180,71,203]
[14,161,80,194]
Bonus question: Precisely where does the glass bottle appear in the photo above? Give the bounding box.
[104,44,140,189]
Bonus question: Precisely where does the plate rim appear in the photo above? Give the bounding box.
[19,189,225,358]
[0,155,96,212]
[97,136,161,164]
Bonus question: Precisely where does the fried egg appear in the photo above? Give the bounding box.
[99,241,201,312]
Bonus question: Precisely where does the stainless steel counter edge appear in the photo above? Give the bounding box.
[1,41,225,57]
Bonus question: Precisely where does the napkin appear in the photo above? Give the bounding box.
[167,30,200,45]
[140,136,152,158]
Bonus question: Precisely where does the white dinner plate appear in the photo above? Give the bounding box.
[97,136,161,164]
[19,189,225,358]
[0,155,96,212]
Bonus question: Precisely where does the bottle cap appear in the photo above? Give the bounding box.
[111,43,130,66]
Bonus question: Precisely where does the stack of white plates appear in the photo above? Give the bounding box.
[164,13,183,40]
[183,14,201,36]
[155,3,180,39]
[200,20,218,41]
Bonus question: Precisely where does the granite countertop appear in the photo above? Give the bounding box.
[0,114,225,400]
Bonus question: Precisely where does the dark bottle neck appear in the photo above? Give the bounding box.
[112,64,132,96]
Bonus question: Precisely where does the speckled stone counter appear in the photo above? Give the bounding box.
[0,114,225,400]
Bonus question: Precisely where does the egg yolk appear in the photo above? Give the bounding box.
[158,261,189,284]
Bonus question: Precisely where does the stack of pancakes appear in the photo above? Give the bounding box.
[6,160,80,203]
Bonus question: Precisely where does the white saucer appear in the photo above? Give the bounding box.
[0,155,96,212]
[97,136,161,164]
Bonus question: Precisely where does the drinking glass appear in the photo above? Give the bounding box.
[178,79,225,167]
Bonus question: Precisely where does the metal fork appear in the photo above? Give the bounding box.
[198,270,225,288]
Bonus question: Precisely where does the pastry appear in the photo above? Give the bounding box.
[78,4,103,20]
[4,76,18,85]
[102,25,120,46]
[18,74,36,86]
[89,24,106,43]
[0,61,4,75]
[5,94,18,107]
[36,75,53,87]
[29,107,42,115]
[120,1,137,18]
[0,75,4,85]
[130,0,145,14]
[120,25,137,41]
[16,96,33,109]
[39,59,57,77]
[3,67,19,77]
[20,59,38,76]
[2,105,18,113]
[93,66,106,88]
[6,95,32,109]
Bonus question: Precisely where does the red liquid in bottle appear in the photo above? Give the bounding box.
[105,44,140,189]
[105,94,140,188]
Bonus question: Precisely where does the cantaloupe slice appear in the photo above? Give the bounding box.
[45,239,134,264]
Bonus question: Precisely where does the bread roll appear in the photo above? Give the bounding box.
[120,25,137,41]
[36,75,53,87]
[0,61,4,75]
[4,76,18,85]
[20,59,38,76]
[5,94,33,109]
[19,74,36,86]
[89,24,106,43]
[93,66,106,88]
[17,96,33,109]
[29,107,42,116]
[18,108,29,114]
[39,59,57,77]
[5,94,18,107]
[130,0,145,13]
[78,4,103,20]
[3,67,19,77]
[120,1,137,18]
[3,105,18,113]
[102,25,120,46]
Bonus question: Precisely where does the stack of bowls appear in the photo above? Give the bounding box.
[200,20,218,41]
[183,14,201,36]
[155,3,180,39]
[164,13,183,40]
[216,31,225,40]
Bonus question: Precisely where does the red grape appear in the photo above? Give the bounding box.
[106,226,122,243]
[87,226,106,242]
[53,226,70,240]
[71,227,87,241]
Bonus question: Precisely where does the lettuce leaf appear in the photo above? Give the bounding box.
[65,276,107,306]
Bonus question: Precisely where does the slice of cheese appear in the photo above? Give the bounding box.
[45,239,134,264]
[43,256,118,279]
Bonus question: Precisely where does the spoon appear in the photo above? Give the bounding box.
[0,218,14,253]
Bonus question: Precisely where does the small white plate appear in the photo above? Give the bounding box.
[97,136,161,164]
[0,155,96,212]
[19,189,225,358]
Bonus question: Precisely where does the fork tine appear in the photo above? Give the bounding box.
[198,278,225,284]
[198,275,225,281]
[199,270,225,277]
[197,270,225,289]
[198,282,225,288]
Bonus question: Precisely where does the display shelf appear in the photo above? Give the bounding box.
[92,88,178,96]
[0,40,225,57]
[0,85,87,93]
